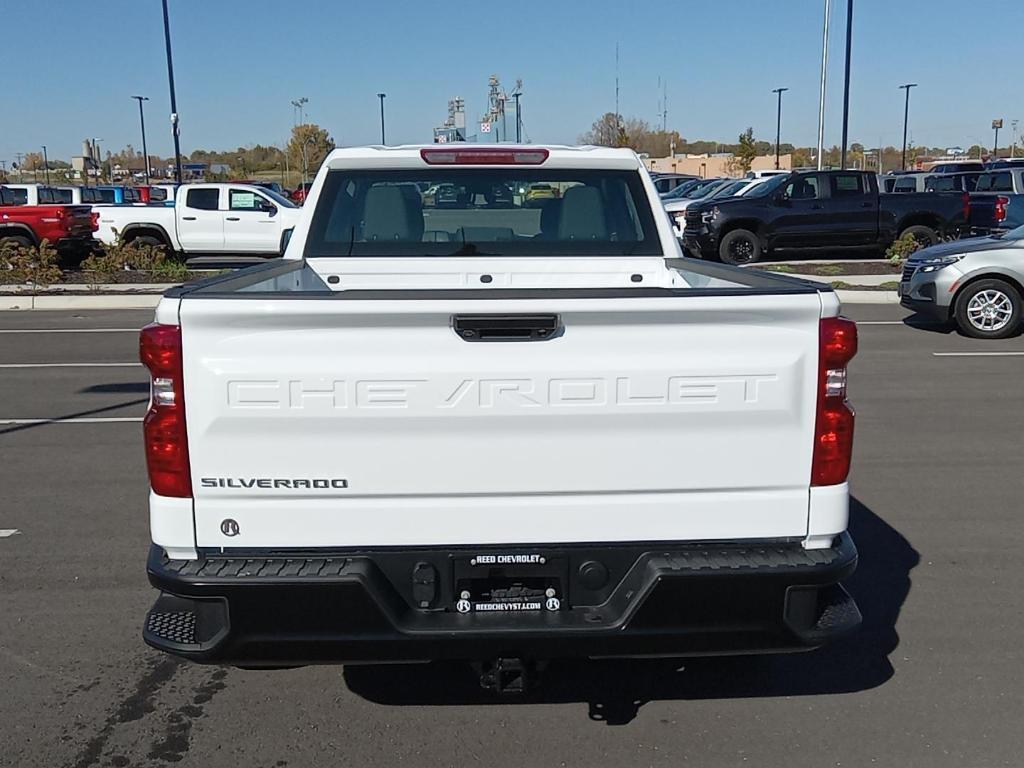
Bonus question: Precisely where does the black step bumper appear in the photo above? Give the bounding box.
[144,534,859,665]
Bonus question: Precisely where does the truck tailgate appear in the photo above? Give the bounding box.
[179,293,823,548]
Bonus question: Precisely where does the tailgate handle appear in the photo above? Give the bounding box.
[453,314,561,342]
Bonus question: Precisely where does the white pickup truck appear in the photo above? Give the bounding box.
[96,182,301,256]
[140,145,860,690]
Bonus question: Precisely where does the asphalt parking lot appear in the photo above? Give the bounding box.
[2,306,1024,768]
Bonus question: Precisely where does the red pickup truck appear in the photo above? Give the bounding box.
[0,186,98,262]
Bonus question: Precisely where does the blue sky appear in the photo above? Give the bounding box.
[2,0,1022,164]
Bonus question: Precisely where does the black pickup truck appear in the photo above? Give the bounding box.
[681,170,971,264]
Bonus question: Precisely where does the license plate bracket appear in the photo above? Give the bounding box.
[453,553,567,613]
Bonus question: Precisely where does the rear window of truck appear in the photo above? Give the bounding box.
[303,169,661,257]
[975,172,1014,192]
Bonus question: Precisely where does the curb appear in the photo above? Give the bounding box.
[835,290,900,305]
[0,294,163,310]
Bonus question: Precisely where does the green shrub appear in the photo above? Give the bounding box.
[816,264,844,276]
[152,259,190,281]
[0,239,62,290]
[886,233,920,265]
[81,229,170,282]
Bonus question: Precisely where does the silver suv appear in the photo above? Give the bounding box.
[900,224,1024,338]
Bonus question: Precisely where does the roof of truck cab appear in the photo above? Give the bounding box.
[323,145,643,171]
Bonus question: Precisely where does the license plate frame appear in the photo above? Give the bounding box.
[452,552,568,614]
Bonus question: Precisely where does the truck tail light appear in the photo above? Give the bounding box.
[90,212,99,230]
[812,317,857,487]
[995,196,1009,223]
[420,148,549,165]
[140,323,192,497]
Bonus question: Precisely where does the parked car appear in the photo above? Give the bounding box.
[231,179,287,196]
[682,170,971,264]
[290,182,314,204]
[745,170,790,179]
[0,185,98,263]
[94,183,301,257]
[55,186,110,205]
[969,168,1024,233]
[434,183,465,208]
[487,184,514,207]
[5,183,155,206]
[524,182,559,206]
[983,158,1024,170]
[900,223,1024,338]
[924,172,981,193]
[661,177,715,201]
[649,172,699,194]
[663,178,734,235]
[150,184,179,205]
[928,161,985,175]
[888,173,931,193]
[139,144,861,680]
[1,183,77,206]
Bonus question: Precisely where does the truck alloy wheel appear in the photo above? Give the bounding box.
[719,229,762,265]
[955,279,1022,339]
[0,235,32,249]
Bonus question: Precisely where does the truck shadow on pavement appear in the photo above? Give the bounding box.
[343,498,918,724]
[902,312,954,334]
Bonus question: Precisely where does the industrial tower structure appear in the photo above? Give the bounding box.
[479,75,523,143]
[432,76,524,143]
[433,98,467,143]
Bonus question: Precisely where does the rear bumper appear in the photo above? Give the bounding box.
[54,234,97,250]
[145,534,859,665]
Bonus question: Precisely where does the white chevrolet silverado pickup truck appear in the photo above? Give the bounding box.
[96,182,301,257]
[140,145,860,691]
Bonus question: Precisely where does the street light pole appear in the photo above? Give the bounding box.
[816,0,831,170]
[840,0,854,169]
[377,93,386,145]
[772,87,788,170]
[899,83,917,170]
[131,96,151,184]
[513,92,522,143]
[41,145,50,185]
[993,120,1001,159]
[161,0,183,184]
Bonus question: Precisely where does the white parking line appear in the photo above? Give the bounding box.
[0,362,141,369]
[0,417,143,425]
[0,328,138,334]
[933,352,1024,357]
[0,529,21,538]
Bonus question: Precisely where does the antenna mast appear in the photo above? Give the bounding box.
[615,43,620,143]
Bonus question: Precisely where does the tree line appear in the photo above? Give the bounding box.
[579,112,1011,173]
[5,124,336,184]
